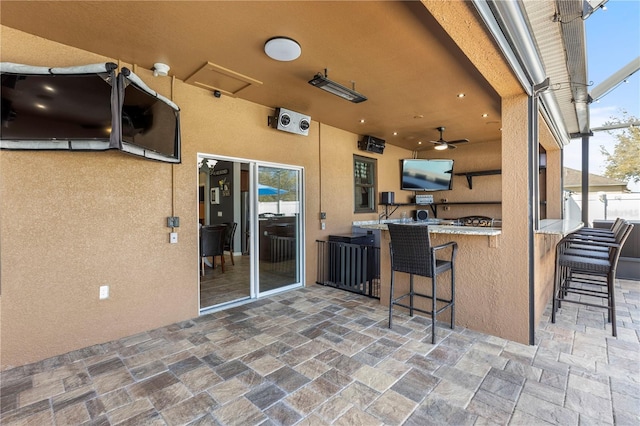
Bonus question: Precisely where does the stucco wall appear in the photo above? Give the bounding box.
[0,27,416,369]
[498,94,532,343]
[426,140,502,220]
[534,233,563,328]
[1,3,546,367]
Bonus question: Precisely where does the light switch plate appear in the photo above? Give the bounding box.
[99,285,109,300]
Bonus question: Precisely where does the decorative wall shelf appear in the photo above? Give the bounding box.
[380,201,502,219]
[454,169,501,189]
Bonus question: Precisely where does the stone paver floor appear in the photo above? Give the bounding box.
[1,279,638,425]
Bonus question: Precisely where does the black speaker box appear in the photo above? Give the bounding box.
[380,191,394,205]
[415,209,429,222]
[358,135,385,154]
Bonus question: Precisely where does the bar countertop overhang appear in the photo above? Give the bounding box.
[354,220,501,236]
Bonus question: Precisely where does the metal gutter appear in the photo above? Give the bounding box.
[472,0,571,147]
[472,0,533,95]
[556,0,591,136]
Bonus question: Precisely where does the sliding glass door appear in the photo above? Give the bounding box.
[198,154,304,312]
[257,165,303,294]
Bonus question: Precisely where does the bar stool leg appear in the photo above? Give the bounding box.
[389,270,395,329]
[609,274,617,337]
[551,261,559,324]
[451,268,455,329]
[409,274,414,317]
[432,275,437,344]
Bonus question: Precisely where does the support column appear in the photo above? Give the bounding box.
[581,136,590,226]
[500,94,531,344]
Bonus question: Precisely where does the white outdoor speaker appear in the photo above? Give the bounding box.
[272,107,310,136]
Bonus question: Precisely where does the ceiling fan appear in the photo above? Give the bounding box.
[428,126,469,150]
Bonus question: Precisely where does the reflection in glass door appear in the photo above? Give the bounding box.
[198,155,304,313]
[198,156,252,310]
[257,165,303,294]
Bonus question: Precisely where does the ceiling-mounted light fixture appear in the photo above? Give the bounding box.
[308,69,367,103]
[434,143,448,151]
[152,63,170,77]
[264,37,301,61]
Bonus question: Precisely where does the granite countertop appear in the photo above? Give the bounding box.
[536,219,583,236]
[355,221,501,236]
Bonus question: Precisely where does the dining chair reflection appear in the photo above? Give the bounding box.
[200,225,226,275]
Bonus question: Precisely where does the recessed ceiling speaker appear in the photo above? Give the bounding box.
[271,107,310,136]
[415,209,429,222]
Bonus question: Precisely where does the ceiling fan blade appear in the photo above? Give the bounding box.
[447,139,469,144]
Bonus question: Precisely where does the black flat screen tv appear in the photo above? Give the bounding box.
[401,159,454,191]
[1,62,181,163]
[0,62,119,150]
[118,67,181,163]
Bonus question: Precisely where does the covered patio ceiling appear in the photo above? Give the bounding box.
[0,1,584,152]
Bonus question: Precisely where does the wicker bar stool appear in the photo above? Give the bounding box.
[387,223,457,344]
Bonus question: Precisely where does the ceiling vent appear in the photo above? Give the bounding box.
[185,61,262,97]
[270,107,310,136]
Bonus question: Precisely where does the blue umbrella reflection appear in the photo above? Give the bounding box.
[258,184,288,196]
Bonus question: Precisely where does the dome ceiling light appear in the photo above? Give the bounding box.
[264,37,301,62]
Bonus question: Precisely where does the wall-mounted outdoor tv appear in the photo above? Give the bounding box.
[117,68,181,163]
[401,159,454,191]
[1,62,181,163]
[0,62,119,150]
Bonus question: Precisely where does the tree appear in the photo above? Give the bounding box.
[600,113,640,184]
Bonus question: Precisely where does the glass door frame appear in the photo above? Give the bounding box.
[254,162,306,297]
[197,152,305,314]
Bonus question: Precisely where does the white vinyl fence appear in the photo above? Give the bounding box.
[567,192,640,225]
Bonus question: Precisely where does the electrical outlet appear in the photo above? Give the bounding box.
[170,232,178,244]
[99,285,109,300]
[321,222,326,230]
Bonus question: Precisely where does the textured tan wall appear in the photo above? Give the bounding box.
[0,26,414,369]
[497,94,532,343]
[425,140,502,220]
[533,233,562,327]
[0,28,197,369]
[1,1,555,366]
[427,0,534,342]
[423,0,522,98]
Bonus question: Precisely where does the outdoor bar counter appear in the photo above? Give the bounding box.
[354,218,582,343]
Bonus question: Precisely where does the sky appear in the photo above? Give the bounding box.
[562,0,640,192]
